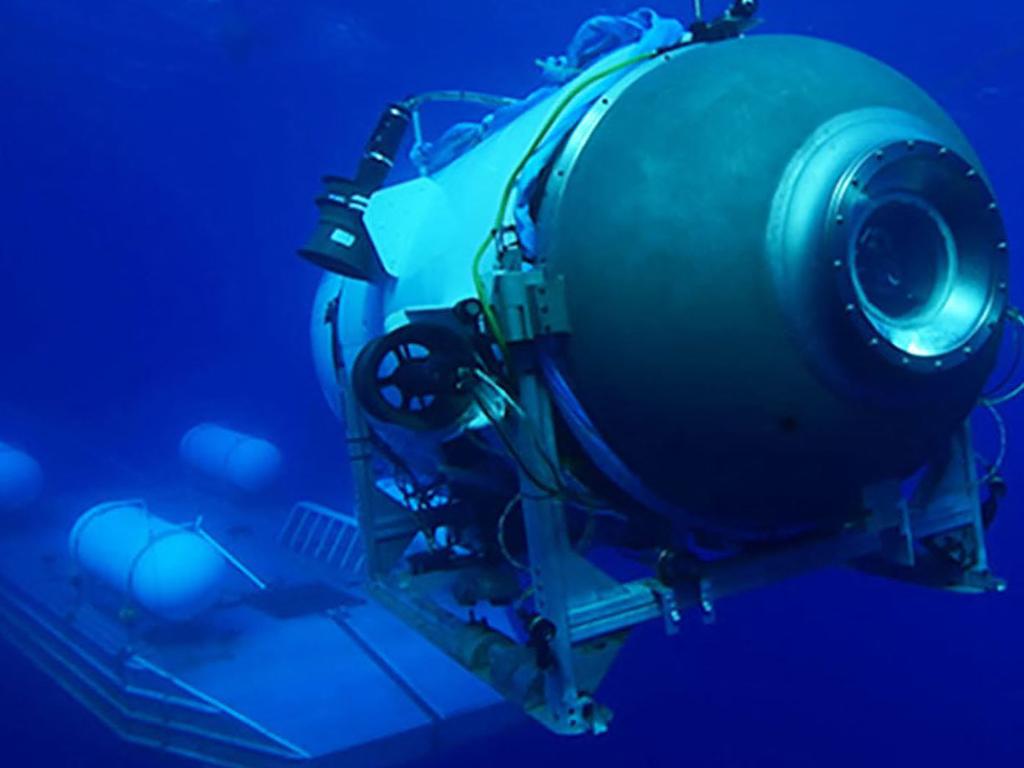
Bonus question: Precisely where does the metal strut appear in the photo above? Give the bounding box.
[325,290,422,579]
[512,358,597,734]
[492,250,635,733]
[339,245,1005,737]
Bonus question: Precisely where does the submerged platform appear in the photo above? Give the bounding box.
[0,487,513,768]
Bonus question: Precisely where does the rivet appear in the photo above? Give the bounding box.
[997,242,1008,252]
[851,178,861,188]
[938,147,950,156]
[988,202,999,212]
[964,346,973,355]
[999,282,1009,291]
[966,168,978,178]
[906,140,917,150]
[901,357,911,366]
[869,338,880,347]
[836,214,845,225]
[833,259,843,269]
[934,360,944,369]
[845,303,856,313]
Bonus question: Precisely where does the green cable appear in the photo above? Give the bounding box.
[471,49,662,351]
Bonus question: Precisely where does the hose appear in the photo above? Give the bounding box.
[982,308,1024,407]
[467,368,616,516]
[972,308,1021,489]
[470,49,664,349]
[977,401,1008,487]
[984,308,1023,397]
[497,494,528,570]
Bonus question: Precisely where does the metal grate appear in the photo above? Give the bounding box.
[278,501,365,578]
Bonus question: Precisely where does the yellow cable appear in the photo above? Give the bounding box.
[471,50,661,351]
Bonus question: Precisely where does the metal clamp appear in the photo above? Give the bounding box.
[492,269,571,344]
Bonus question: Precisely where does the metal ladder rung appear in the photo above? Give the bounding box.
[276,507,297,545]
[325,526,350,567]
[298,514,325,556]
[287,510,312,550]
[279,502,365,577]
[338,529,360,571]
[313,519,338,560]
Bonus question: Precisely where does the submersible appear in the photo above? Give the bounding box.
[535,34,1009,534]
[1,5,1021,766]
[299,0,1019,739]
[305,2,1010,534]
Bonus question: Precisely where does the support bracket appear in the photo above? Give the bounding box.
[492,267,571,344]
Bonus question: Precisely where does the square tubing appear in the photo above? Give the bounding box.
[341,369,387,579]
[513,362,593,733]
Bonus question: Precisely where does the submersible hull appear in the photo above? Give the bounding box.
[310,33,1010,537]
[537,36,1008,534]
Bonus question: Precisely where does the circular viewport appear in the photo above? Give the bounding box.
[850,196,977,358]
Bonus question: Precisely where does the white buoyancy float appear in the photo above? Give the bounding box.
[69,500,227,621]
[179,424,282,492]
[0,441,43,510]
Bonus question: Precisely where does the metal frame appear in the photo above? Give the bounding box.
[343,265,1003,734]
[511,361,600,733]
[0,577,308,768]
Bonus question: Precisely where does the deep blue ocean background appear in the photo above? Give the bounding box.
[1,1,1021,766]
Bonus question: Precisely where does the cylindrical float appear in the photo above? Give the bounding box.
[0,441,43,511]
[179,424,282,492]
[69,500,227,622]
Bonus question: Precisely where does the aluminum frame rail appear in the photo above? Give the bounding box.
[344,256,1003,736]
[0,577,308,768]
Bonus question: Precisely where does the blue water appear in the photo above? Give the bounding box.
[1,1,1021,766]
